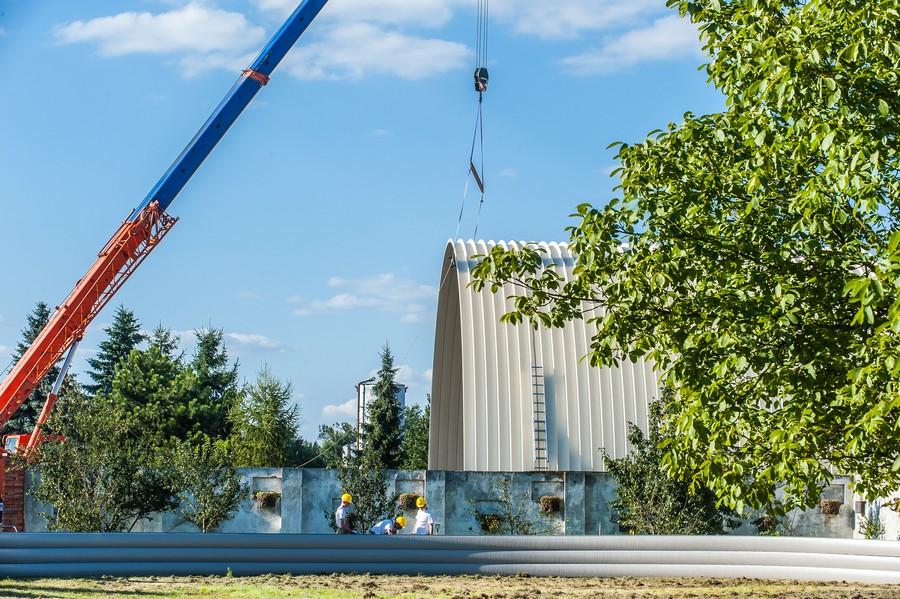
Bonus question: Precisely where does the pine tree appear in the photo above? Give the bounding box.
[363,343,403,469]
[191,328,240,440]
[2,302,57,434]
[228,367,299,467]
[85,306,144,397]
[108,343,198,446]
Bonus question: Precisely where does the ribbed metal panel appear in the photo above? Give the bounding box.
[430,241,659,472]
[4,534,900,583]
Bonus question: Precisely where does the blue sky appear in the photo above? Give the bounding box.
[0,0,723,441]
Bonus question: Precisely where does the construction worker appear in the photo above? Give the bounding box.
[370,515,407,535]
[413,496,434,535]
[335,493,354,534]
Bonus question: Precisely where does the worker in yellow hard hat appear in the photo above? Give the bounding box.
[413,496,434,535]
[370,515,407,535]
[335,492,354,534]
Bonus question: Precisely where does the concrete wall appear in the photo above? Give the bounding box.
[23,468,878,538]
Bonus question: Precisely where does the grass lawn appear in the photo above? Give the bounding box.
[1,575,898,598]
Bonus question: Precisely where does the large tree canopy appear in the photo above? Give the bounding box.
[472,0,899,511]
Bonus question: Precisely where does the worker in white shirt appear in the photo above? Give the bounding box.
[370,515,407,535]
[335,493,354,534]
[413,496,434,535]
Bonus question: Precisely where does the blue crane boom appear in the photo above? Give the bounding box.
[0,0,330,460]
[133,0,328,217]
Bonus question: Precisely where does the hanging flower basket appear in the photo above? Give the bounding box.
[398,493,419,510]
[820,499,841,515]
[254,491,281,508]
[539,495,562,514]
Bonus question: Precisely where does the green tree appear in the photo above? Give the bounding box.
[605,403,740,535]
[31,396,179,532]
[317,422,356,468]
[472,0,900,511]
[109,344,199,445]
[172,439,246,532]
[228,367,299,467]
[85,306,145,397]
[3,302,59,434]
[191,328,240,440]
[364,343,403,468]
[328,450,396,533]
[287,437,324,468]
[399,401,430,470]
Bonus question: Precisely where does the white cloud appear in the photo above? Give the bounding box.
[370,128,393,137]
[0,345,10,355]
[499,168,517,178]
[55,2,265,57]
[226,332,284,350]
[293,272,436,323]
[237,290,263,300]
[256,0,462,28]
[0,27,7,37]
[492,0,663,40]
[562,15,700,74]
[283,22,469,81]
[322,398,356,418]
[54,2,266,77]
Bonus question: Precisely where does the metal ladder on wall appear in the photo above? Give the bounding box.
[531,327,548,471]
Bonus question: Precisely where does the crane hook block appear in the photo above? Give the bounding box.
[474,67,489,93]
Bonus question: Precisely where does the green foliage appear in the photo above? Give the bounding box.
[605,403,740,535]
[399,402,430,470]
[172,439,246,533]
[317,422,356,468]
[108,344,201,445]
[287,437,324,468]
[3,302,76,435]
[228,367,299,467]
[363,343,403,469]
[471,0,900,511]
[85,306,145,397]
[860,509,886,540]
[328,451,396,533]
[191,328,241,440]
[469,477,556,536]
[31,396,179,532]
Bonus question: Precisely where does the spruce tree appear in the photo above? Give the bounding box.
[2,302,57,434]
[227,367,299,467]
[363,343,403,469]
[191,328,240,440]
[109,343,198,446]
[85,306,144,397]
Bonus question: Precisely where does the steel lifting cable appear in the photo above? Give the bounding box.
[455,0,489,240]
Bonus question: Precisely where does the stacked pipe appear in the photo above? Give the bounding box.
[2,534,900,583]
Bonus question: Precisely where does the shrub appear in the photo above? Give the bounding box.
[478,514,504,534]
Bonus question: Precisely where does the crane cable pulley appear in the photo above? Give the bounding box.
[456,0,489,239]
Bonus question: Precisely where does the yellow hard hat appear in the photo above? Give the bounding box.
[416,496,427,508]
[341,493,353,503]
[395,516,407,528]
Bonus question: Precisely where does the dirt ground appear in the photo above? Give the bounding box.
[1,575,898,599]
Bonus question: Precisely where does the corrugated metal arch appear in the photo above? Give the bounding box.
[429,241,659,472]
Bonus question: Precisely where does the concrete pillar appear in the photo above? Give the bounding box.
[425,470,446,535]
[281,469,303,533]
[564,471,586,535]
